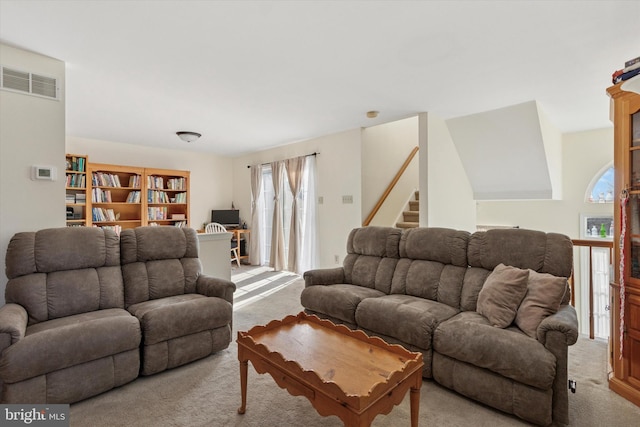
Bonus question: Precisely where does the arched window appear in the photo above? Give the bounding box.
[586,165,614,203]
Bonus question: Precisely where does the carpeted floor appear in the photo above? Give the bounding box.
[70,272,639,426]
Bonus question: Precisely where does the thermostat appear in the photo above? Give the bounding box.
[31,165,57,181]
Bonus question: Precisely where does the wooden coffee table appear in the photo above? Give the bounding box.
[237,312,424,427]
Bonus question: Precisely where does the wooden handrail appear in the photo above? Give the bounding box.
[363,146,419,227]
[570,239,614,340]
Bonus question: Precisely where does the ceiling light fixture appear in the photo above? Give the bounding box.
[176,131,201,143]
[366,111,379,118]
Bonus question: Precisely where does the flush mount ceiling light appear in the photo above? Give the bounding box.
[366,111,379,118]
[176,131,201,143]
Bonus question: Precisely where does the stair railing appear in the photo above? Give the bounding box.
[363,146,419,226]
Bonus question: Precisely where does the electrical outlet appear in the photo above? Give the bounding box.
[318,196,324,204]
[334,255,339,264]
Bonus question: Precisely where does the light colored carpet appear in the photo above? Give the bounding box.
[70,277,639,426]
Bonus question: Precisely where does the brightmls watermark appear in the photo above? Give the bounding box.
[1,405,69,426]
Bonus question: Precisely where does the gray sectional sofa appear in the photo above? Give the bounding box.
[301,226,578,426]
[0,226,234,403]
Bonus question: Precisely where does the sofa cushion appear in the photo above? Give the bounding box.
[433,311,557,390]
[468,228,573,278]
[127,294,232,345]
[515,270,568,338]
[355,294,459,350]
[300,284,385,325]
[0,308,140,383]
[476,263,529,328]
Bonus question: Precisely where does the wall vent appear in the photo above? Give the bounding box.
[1,65,59,99]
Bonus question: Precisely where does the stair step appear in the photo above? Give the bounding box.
[409,201,419,211]
[403,211,419,221]
[396,221,419,229]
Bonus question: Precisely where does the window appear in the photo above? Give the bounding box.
[587,166,614,203]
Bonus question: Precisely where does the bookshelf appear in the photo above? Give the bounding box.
[88,163,144,235]
[145,168,190,227]
[80,162,190,234]
[65,154,89,226]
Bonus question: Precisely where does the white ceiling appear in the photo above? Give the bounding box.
[0,1,638,157]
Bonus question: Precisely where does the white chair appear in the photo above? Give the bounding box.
[206,222,241,267]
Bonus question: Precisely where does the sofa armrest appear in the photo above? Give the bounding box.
[537,304,579,346]
[303,267,345,287]
[0,303,28,354]
[196,275,236,304]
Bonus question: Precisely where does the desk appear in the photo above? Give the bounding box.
[230,228,250,262]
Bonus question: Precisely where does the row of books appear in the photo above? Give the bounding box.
[148,221,187,227]
[167,177,186,190]
[612,55,640,84]
[147,190,187,203]
[92,189,142,203]
[147,175,165,190]
[92,172,141,188]
[148,190,170,203]
[66,193,86,204]
[92,207,120,222]
[66,173,86,188]
[148,206,169,220]
[66,156,85,172]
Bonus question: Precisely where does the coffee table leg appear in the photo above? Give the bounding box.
[410,385,420,427]
[238,360,248,414]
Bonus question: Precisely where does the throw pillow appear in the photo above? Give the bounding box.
[515,269,568,338]
[477,263,529,328]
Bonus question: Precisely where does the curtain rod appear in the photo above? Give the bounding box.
[246,152,319,168]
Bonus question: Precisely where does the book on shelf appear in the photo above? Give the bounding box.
[147,175,164,189]
[128,175,141,188]
[625,56,640,68]
[174,192,187,203]
[67,156,85,172]
[173,221,187,228]
[92,188,113,203]
[66,173,86,188]
[148,206,168,220]
[126,190,141,203]
[147,190,170,203]
[92,172,122,188]
[167,177,186,190]
[612,55,640,83]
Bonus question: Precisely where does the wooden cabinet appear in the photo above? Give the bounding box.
[65,154,89,226]
[85,162,190,234]
[609,82,640,406]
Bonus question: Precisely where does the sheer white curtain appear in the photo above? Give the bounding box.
[249,165,262,265]
[269,161,286,270]
[285,156,305,274]
[299,155,318,272]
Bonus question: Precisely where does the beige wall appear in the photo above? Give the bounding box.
[0,44,66,304]
[476,128,613,238]
[66,136,233,229]
[423,113,476,231]
[232,128,362,268]
[362,116,419,227]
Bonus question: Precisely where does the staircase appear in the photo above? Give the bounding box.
[396,191,419,229]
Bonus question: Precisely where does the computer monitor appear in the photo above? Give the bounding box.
[211,209,240,228]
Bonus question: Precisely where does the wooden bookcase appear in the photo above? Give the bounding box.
[65,154,90,226]
[144,167,190,227]
[609,81,640,407]
[88,163,145,235]
[83,162,190,234]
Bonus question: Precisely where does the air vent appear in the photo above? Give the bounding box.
[1,65,59,99]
